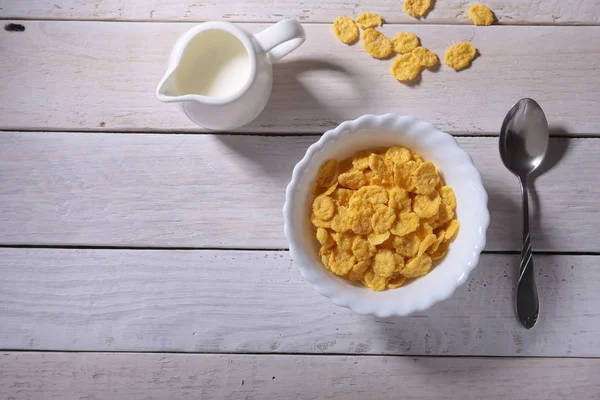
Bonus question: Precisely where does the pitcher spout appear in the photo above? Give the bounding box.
[156,69,182,103]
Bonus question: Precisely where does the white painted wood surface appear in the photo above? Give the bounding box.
[0,132,594,251]
[2,0,600,25]
[1,248,598,356]
[1,22,599,134]
[2,352,599,400]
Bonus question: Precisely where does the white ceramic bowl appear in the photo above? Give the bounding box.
[283,114,489,317]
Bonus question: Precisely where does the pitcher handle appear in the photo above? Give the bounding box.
[254,19,306,63]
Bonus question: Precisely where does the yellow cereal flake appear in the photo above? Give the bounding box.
[413,161,440,195]
[368,154,394,186]
[355,12,383,29]
[468,4,495,26]
[404,0,432,18]
[438,202,454,225]
[338,170,368,189]
[429,240,448,260]
[349,208,374,235]
[385,146,412,164]
[444,42,477,71]
[413,191,441,218]
[445,219,460,241]
[418,233,437,256]
[332,232,355,252]
[402,254,432,278]
[316,228,335,248]
[439,186,457,209]
[363,268,389,291]
[331,188,354,206]
[368,231,391,245]
[352,185,389,205]
[362,28,394,59]
[411,46,438,67]
[392,32,420,54]
[352,150,373,170]
[312,195,336,220]
[427,232,445,254]
[316,159,339,188]
[332,16,360,45]
[390,212,420,237]
[388,187,412,214]
[330,206,351,232]
[371,206,396,234]
[321,182,338,196]
[311,213,331,229]
[348,259,372,281]
[352,236,377,261]
[329,248,357,276]
[387,272,407,289]
[415,222,433,240]
[391,53,422,82]
[373,249,397,277]
[394,160,418,189]
[393,232,420,258]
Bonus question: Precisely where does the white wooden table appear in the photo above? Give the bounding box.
[1,1,599,398]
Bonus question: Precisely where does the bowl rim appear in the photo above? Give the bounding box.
[283,113,490,317]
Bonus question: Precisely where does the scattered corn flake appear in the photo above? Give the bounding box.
[312,195,336,220]
[411,46,438,67]
[363,268,389,291]
[362,28,394,59]
[402,253,432,278]
[330,206,352,232]
[316,228,335,248]
[387,272,407,289]
[332,16,360,45]
[373,249,397,277]
[372,205,396,233]
[348,259,372,281]
[413,191,441,218]
[413,161,440,195]
[438,202,454,224]
[352,150,373,170]
[331,188,354,207]
[338,169,368,189]
[427,232,445,254]
[468,4,495,26]
[390,212,420,236]
[391,53,422,82]
[311,213,331,229]
[353,185,389,205]
[368,231,391,245]
[439,186,457,209]
[333,231,355,252]
[322,182,338,196]
[393,160,418,189]
[404,0,432,18]
[429,240,449,260]
[444,42,477,71]
[355,12,383,29]
[368,154,394,185]
[418,233,437,256]
[392,32,420,54]
[415,222,434,240]
[352,236,377,261]
[385,146,412,164]
[445,219,460,241]
[316,159,339,187]
[388,187,412,214]
[393,232,420,258]
[349,208,374,235]
[329,248,357,276]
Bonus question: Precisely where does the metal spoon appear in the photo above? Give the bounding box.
[499,98,549,329]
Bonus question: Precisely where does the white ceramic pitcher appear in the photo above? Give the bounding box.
[156,19,305,131]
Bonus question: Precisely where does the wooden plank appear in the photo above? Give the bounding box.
[0,248,598,356]
[2,0,600,25]
[0,132,596,252]
[1,353,599,400]
[1,22,599,134]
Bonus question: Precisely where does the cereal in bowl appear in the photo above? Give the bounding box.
[310,146,459,291]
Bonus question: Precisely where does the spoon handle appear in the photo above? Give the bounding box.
[516,177,539,329]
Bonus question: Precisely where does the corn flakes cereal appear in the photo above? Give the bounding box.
[413,191,441,218]
[411,46,438,67]
[348,259,372,281]
[391,53,422,82]
[402,254,432,278]
[439,186,457,209]
[368,231,391,245]
[413,161,440,195]
[392,32,420,54]
[329,248,357,276]
[363,268,389,291]
[468,4,495,26]
[445,219,460,241]
[352,236,377,261]
[332,16,360,45]
[371,206,396,234]
[312,195,336,220]
[390,212,420,236]
[355,12,383,29]
[404,0,432,18]
[388,187,412,213]
[316,159,339,188]
[338,170,368,189]
[444,42,477,71]
[316,228,335,248]
[310,146,458,291]
[393,232,420,258]
[362,28,394,59]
